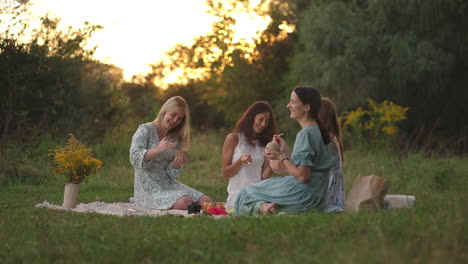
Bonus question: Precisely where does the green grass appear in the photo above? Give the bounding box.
[0,131,467,263]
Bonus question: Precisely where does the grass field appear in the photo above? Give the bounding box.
[0,131,467,263]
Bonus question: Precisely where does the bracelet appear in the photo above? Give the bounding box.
[280,157,289,164]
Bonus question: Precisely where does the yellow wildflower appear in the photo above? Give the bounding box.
[343,107,367,128]
[383,126,399,135]
[341,98,409,141]
[49,134,102,184]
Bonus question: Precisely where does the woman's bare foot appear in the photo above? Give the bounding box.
[259,202,278,214]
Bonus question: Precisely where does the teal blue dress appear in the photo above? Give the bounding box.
[233,125,333,215]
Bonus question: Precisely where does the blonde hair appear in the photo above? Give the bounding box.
[154,96,190,150]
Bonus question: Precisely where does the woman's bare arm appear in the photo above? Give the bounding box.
[221,133,250,179]
[261,158,273,180]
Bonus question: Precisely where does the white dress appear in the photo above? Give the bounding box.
[225,133,264,210]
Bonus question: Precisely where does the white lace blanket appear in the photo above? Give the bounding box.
[36,194,414,218]
[35,200,196,217]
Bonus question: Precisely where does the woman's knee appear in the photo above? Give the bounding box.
[172,196,193,209]
[197,195,212,204]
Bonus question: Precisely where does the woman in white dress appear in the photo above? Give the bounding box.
[221,101,279,210]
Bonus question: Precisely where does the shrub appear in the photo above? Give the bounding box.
[342,99,409,149]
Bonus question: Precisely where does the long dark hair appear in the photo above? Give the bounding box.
[293,87,331,144]
[233,101,279,146]
[319,98,344,162]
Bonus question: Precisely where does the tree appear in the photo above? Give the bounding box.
[288,0,468,151]
[0,1,125,146]
[148,0,297,126]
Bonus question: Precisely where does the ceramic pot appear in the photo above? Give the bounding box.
[63,183,80,209]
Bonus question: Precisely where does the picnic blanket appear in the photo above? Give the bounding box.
[35,195,414,217]
[35,200,200,218]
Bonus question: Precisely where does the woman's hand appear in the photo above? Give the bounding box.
[156,137,177,154]
[239,154,252,165]
[273,134,290,155]
[269,159,287,174]
[172,150,189,168]
[144,137,177,161]
[264,149,281,160]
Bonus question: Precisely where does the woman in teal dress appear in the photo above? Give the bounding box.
[233,87,333,215]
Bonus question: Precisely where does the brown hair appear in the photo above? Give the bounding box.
[233,101,278,146]
[319,98,344,162]
[293,87,331,144]
[154,96,190,150]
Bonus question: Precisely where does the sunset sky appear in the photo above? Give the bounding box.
[22,0,269,80]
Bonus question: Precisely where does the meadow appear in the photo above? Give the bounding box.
[0,130,466,263]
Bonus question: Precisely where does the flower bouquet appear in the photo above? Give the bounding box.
[49,134,102,208]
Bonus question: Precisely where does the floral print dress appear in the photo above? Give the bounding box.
[129,123,204,209]
[325,138,345,212]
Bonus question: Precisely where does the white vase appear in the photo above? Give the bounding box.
[63,183,80,209]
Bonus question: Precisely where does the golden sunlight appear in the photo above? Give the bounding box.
[29,0,217,80]
[22,0,274,82]
[232,11,271,44]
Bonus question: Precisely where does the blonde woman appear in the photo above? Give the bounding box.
[130,96,211,210]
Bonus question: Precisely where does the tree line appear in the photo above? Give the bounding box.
[1,0,467,153]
